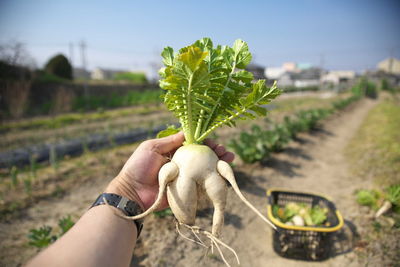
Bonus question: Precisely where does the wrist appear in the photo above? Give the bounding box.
[105,176,145,212]
[90,193,144,238]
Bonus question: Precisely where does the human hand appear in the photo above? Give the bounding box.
[106,132,234,211]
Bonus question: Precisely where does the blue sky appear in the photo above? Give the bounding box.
[0,0,399,75]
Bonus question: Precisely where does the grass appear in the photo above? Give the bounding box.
[346,94,400,186]
[345,93,400,267]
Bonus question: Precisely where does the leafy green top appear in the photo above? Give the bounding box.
[159,38,281,144]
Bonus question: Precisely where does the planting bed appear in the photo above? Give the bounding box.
[0,124,177,168]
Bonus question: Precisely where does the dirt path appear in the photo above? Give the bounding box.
[219,98,377,267]
[0,98,377,267]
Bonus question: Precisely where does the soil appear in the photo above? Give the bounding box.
[0,97,379,267]
[0,107,175,152]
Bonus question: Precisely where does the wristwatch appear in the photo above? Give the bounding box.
[91,193,144,237]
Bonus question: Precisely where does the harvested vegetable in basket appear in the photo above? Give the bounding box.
[272,202,329,227]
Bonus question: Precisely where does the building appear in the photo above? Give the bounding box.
[282,62,297,72]
[276,68,322,88]
[73,68,91,80]
[321,71,356,85]
[292,68,322,88]
[264,67,286,80]
[297,63,312,70]
[91,68,126,80]
[377,58,400,75]
[275,72,293,87]
[246,64,266,80]
[363,70,400,88]
[265,64,322,88]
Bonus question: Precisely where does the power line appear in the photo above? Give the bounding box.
[258,45,400,59]
[24,42,155,55]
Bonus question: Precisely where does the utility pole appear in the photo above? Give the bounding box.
[80,40,87,70]
[388,47,394,74]
[319,53,325,90]
[149,48,162,83]
[319,53,325,70]
[79,40,88,98]
[69,42,74,67]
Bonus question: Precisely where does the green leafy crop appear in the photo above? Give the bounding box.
[28,215,75,249]
[386,184,400,207]
[272,203,329,226]
[28,226,57,248]
[159,38,281,144]
[356,189,380,209]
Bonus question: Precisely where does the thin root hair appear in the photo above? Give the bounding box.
[177,222,240,267]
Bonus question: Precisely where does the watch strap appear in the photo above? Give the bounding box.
[91,193,144,237]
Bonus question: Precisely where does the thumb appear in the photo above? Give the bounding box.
[151,131,185,154]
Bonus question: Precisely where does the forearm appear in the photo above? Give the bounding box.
[26,205,137,267]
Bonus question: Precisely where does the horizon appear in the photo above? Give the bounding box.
[1,0,399,76]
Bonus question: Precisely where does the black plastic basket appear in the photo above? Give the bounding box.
[266,189,344,261]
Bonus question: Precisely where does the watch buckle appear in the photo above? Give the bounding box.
[117,196,129,209]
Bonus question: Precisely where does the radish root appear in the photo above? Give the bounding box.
[104,145,275,267]
[217,160,277,231]
[104,161,179,220]
[175,222,207,248]
[375,200,392,218]
[177,222,240,267]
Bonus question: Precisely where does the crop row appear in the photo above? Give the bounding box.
[72,89,163,111]
[0,124,179,169]
[229,94,361,163]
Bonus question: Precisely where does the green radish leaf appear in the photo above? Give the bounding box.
[159,38,281,144]
[161,47,174,66]
[232,39,252,69]
[178,46,208,72]
[232,70,254,83]
[249,106,267,116]
[157,125,181,138]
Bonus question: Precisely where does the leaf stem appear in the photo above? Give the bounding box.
[197,106,246,143]
[194,53,213,141]
[200,61,237,138]
[197,82,279,142]
[185,74,195,144]
[194,104,205,140]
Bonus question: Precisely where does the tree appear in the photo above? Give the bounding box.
[44,54,73,80]
[0,41,34,119]
[0,40,36,69]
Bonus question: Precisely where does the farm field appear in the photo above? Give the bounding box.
[0,103,173,152]
[0,92,336,152]
[0,92,341,218]
[0,92,399,266]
